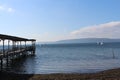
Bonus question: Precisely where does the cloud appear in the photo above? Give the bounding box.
[0,5,15,13]
[71,21,120,39]
[7,8,15,12]
[0,6,5,10]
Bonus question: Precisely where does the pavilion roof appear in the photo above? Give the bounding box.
[0,34,36,41]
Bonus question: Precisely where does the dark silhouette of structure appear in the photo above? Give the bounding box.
[0,34,36,69]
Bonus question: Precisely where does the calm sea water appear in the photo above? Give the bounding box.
[5,43,120,74]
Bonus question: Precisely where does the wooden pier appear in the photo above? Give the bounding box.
[0,34,36,69]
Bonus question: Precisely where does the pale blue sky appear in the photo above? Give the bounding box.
[0,0,120,42]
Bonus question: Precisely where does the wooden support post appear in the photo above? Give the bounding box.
[34,41,36,54]
[6,40,10,66]
[11,41,15,62]
[19,41,22,56]
[25,41,26,54]
[31,41,36,55]
[20,41,21,49]
[3,39,5,57]
[33,41,35,55]
[17,41,19,49]
[14,41,17,59]
[31,41,33,55]
[25,41,26,48]
[12,41,14,50]
[15,41,16,50]
[1,59,3,70]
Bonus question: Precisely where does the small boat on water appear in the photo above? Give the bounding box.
[97,42,104,45]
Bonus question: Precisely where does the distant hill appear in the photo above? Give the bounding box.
[55,38,120,44]
[38,38,120,44]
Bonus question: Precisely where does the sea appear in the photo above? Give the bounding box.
[3,42,120,74]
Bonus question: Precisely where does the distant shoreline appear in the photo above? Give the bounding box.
[38,38,120,44]
[0,68,120,80]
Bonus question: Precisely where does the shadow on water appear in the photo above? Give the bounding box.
[0,55,35,80]
[0,71,34,80]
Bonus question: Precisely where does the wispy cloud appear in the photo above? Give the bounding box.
[7,7,15,12]
[0,5,5,10]
[0,5,15,13]
[71,21,120,39]
[22,21,120,42]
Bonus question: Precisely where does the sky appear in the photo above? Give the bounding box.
[0,0,120,42]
